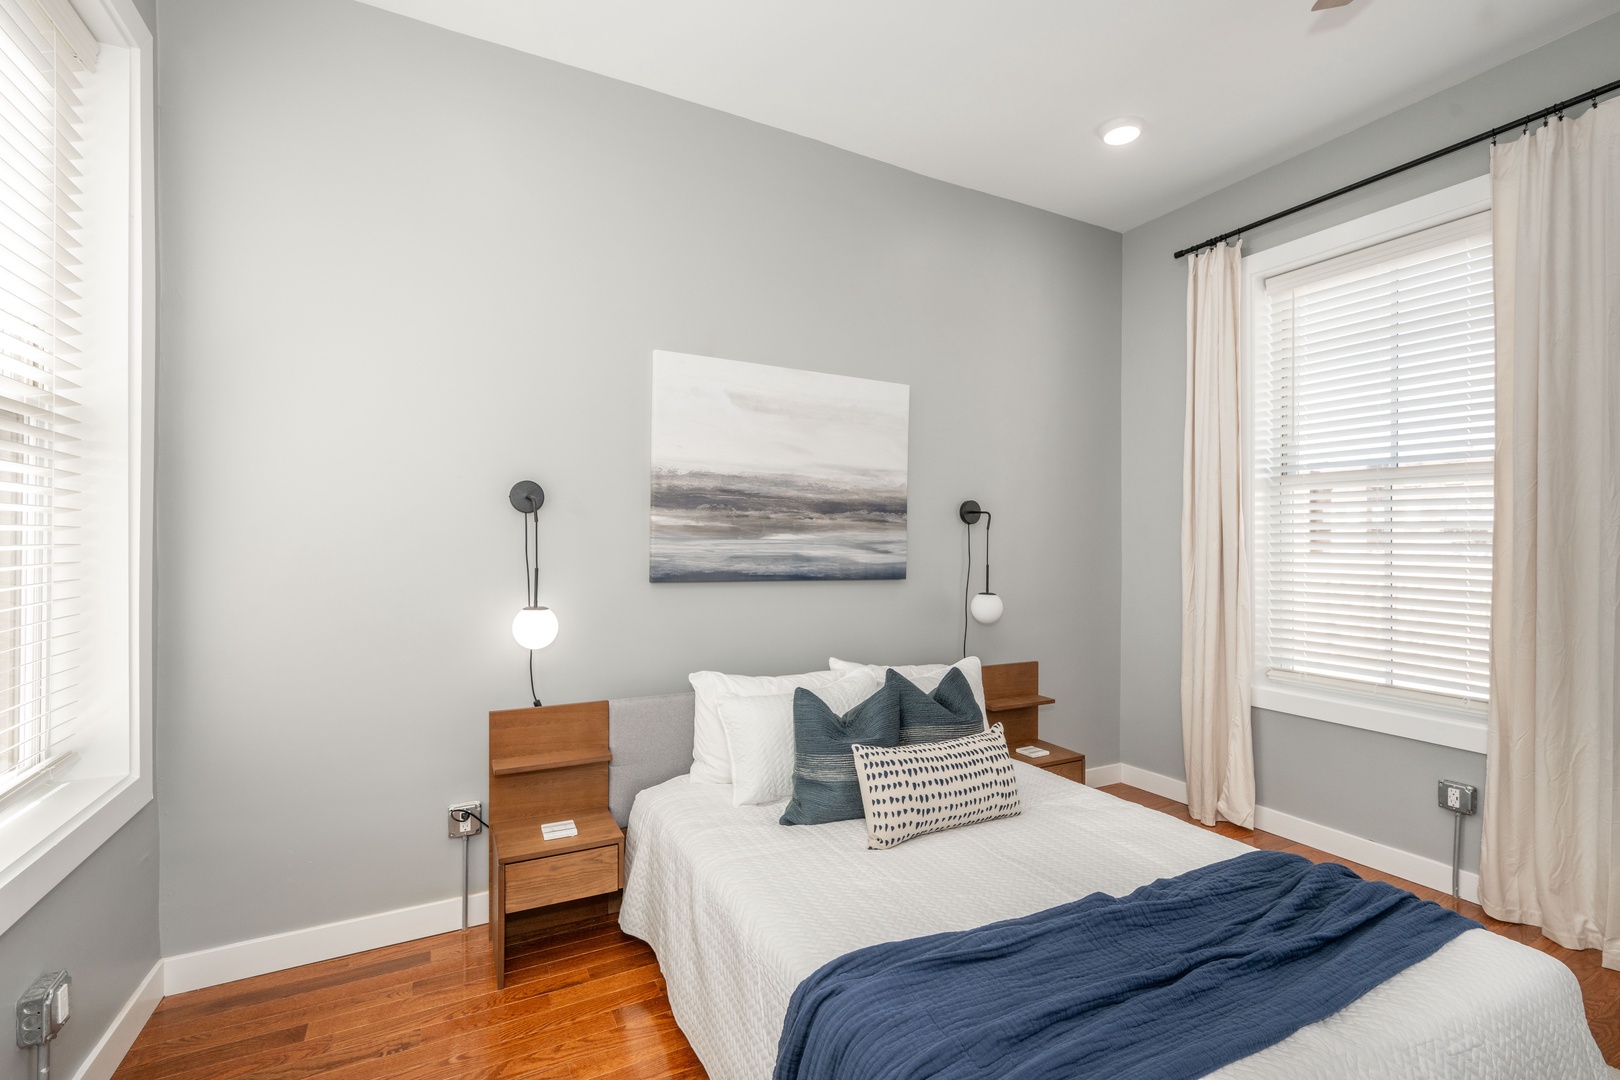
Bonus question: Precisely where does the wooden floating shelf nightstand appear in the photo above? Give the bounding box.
[1015,739,1086,784]
[983,660,1085,785]
[488,701,623,989]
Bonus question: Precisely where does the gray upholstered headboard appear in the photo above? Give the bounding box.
[607,692,696,826]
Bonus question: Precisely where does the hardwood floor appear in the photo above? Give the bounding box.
[113,783,1620,1078]
[112,915,704,1080]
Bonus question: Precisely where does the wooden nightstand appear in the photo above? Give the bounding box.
[982,661,1054,749]
[983,661,1084,784]
[490,809,623,987]
[488,701,622,988]
[1013,739,1086,784]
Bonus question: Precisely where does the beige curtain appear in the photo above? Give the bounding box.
[1482,101,1620,970]
[1181,241,1255,829]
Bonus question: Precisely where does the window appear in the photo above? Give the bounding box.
[0,0,151,937]
[0,0,90,802]
[1246,179,1494,752]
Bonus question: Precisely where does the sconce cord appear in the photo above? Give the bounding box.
[962,522,973,659]
[522,509,542,707]
[962,512,994,660]
[522,510,534,606]
[972,514,984,595]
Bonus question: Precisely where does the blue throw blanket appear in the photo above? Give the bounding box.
[775,850,1478,1080]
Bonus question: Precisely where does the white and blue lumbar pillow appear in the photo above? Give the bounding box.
[851,722,1021,849]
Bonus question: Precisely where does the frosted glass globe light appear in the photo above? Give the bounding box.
[970,592,1004,626]
[512,605,558,650]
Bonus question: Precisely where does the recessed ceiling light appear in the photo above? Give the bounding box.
[1099,117,1144,146]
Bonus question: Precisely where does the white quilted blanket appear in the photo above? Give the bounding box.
[619,764,1607,1080]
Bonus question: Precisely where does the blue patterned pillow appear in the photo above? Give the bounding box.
[851,723,1021,848]
[893,667,984,745]
[780,677,902,826]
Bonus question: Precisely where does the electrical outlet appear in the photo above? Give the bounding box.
[448,801,483,839]
[16,971,70,1048]
[1438,780,1478,815]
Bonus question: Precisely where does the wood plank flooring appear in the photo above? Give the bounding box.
[114,783,1620,1078]
[112,915,704,1080]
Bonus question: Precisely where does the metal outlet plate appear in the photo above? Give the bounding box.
[448,801,483,838]
[16,971,69,1048]
[1438,780,1478,815]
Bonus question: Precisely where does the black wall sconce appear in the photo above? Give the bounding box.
[510,480,557,706]
[959,500,1004,657]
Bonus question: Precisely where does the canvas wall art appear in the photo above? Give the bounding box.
[650,351,909,582]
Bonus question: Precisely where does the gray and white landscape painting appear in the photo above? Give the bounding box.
[650,351,909,582]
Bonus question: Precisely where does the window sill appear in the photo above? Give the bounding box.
[0,771,151,937]
[1252,681,1487,754]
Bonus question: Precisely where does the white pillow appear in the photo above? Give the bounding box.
[688,668,843,785]
[852,723,1021,849]
[717,668,883,806]
[829,655,987,725]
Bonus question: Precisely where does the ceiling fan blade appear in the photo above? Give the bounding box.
[1312,0,1355,8]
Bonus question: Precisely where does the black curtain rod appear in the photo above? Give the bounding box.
[1173,75,1620,260]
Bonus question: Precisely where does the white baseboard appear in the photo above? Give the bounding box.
[71,959,163,1080]
[163,890,489,995]
[1255,803,1480,903]
[1084,762,1123,787]
[1115,765,1479,904]
[1119,763,1186,801]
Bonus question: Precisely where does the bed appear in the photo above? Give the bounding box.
[615,750,1608,1080]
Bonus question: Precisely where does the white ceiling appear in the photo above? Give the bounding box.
[355,0,1620,231]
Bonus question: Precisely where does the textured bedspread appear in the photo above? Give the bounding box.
[619,765,1608,1080]
[775,850,1478,1080]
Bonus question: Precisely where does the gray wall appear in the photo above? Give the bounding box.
[0,806,160,1080]
[154,0,1121,954]
[1119,13,1620,873]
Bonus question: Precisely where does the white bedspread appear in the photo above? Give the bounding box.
[619,763,1607,1080]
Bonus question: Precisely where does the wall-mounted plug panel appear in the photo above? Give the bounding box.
[16,971,70,1048]
[448,801,483,838]
[1438,780,1478,815]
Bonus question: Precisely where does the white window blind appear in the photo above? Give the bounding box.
[0,0,85,797]
[1255,212,1494,709]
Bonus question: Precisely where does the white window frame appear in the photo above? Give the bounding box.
[0,0,152,936]
[1243,175,1492,754]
